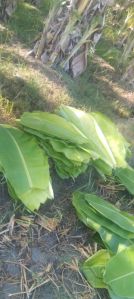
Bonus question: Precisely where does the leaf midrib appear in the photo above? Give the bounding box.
[107,270,134,283]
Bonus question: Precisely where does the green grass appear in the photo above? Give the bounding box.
[38,0,53,14]
[0,0,133,121]
[0,0,52,46]
[0,45,72,117]
[8,2,46,45]
[60,67,111,114]
[96,39,122,67]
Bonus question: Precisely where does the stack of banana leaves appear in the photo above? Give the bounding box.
[0,125,53,211]
[20,110,91,179]
[73,192,134,299]
[20,105,134,195]
[1,104,134,211]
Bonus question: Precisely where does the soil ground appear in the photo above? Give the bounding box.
[0,2,134,299]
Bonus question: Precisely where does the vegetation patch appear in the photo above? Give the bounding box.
[0,1,134,299]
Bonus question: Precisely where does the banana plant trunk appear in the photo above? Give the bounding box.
[33,0,109,77]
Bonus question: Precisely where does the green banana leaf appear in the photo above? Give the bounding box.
[91,112,129,168]
[104,245,134,298]
[108,288,133,299]
[40,140,89,178]
[21,124,90,179]
[58,105,116,170]
[20,106,134,187]
[72,192,134,252]
[82,249,110,288]
[115,166,134,195]
[73,192,134,238]
[49,139,90,163]
[0,124,53,211]
[77,202,134,240]
[98,226,133,254]
[20,111,88,145]
[82,246,134,299]
[20,106,134,190]
[84,194,134,233]
[55,160,88,179]
[93,158,113,177]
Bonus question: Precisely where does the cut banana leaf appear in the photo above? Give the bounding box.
[93,158,113,178]
[73,192,134,239]
[108,288,132,299]
[82,246,134,299]
[20,106,134,190]
[99,226,133,254]
[49,139,90,163]
[72,192,134,252]
[91,112,129,168]
[19,183,53,211]
[84,193,134,233]
[0,124,53,211]
[40,140,89,178]
[22,126,90,179]
[77,203,134,240]
[115,166,134,195]
[58,105,116,169]
[82,249,110,288]
[55,160,88,179]
[20,111,88,145]
[104,245,134,298]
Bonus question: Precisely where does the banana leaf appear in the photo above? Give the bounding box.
[115,166,134,195]
[98,226,133,254]
[20,111,88,145]
[93,158,113,177]
[82,249,110,288]
[0,124,53,211]
[40,140,89,178]
[73,192,134,238]
[72,192,134,252]
[91,112,130,168]
[76,203,134,240]
[21,127,90,163]
[49,139,90,163]
[20,122,91,179]
[58,105,116,171]
[84,193,134,233]
[104,245,134,298]
[108,288,133,299]
[55,160,88,179]
[0,163,2,172]
[20,106,134,188]
[82,247,134,299]
[58,105,134,185]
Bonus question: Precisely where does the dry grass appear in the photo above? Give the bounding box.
[0,177,96,299]
[0,43,72,118]
[0,96,15,124]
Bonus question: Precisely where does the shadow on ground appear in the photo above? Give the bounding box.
[0,1,50,46]
[1,44,133,123]
[0,171,99,299]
